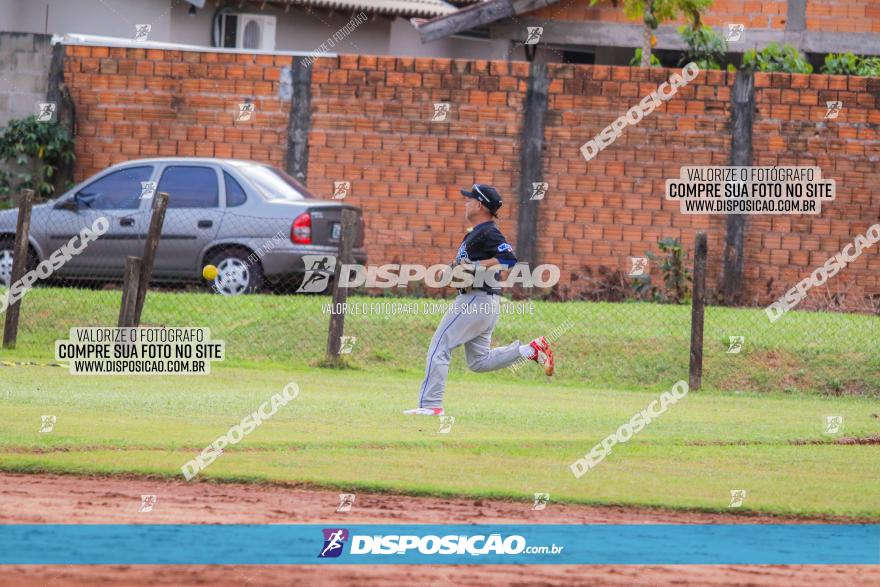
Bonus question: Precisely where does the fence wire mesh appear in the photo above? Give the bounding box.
[2,192,876,396]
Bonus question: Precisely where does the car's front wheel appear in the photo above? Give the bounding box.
[206,248,264,296]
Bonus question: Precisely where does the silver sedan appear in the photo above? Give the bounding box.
[0,158,366,295]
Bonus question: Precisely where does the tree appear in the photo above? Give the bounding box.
[590,0,712,67]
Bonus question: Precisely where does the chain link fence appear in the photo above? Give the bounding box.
[2,190,876,396]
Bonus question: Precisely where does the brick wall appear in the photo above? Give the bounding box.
[539,64,731,298]
[527,0,790,30]
[307,54,531,265]
[527,0,880,34]
[64,45,291,179]
[750,72,880,304]
[63,43,880,305]
[806,0,880,34]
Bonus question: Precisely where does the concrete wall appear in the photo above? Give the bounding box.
[0,32,54,128]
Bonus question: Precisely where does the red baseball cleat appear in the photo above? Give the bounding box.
[529,336,555,377]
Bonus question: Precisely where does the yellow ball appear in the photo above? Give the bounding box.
[202,264,218,280]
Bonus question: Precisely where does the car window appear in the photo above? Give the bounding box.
[237,164,314,201]
[75,166,153,210]
[157,166,219,209]
[223,172,247,207]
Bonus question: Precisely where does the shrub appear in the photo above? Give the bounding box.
[741,42,813,74]
[632,237,692,304]
[858,57,880,77]
[678,25,727,70]
[822,53,880,77]
[0,115,76,202]
[821,52,862,75]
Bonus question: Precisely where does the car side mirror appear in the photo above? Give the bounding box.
[54,197,79,212]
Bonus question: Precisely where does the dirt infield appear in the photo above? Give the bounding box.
[1,473,877,586]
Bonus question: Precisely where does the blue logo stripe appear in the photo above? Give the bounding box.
[0,524,878,565]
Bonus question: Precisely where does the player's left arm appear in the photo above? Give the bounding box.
[479,230,518,272]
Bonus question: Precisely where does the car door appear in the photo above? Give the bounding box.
[151,164,224,277]
[42,165,154,279]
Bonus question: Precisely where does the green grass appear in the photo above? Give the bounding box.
[2,286,878,394]
[1,365,879,518]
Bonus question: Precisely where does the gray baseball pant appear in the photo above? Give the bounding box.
[418,291,523,408]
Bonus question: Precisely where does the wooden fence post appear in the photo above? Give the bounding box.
[118,256,142,328]
[3,189,35,349]
[133,192,168,326]
[689,232,708,391]
[326,209,358,361]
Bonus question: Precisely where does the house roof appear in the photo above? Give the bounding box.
[260,0,465,18]
[412,0,559,42]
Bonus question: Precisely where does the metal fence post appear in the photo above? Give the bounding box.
[133,192,169,326]
[3,189,35,349]
[689,232,708,391]
[326,209,358,361]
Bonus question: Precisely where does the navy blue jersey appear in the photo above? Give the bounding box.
[454,221,517,294]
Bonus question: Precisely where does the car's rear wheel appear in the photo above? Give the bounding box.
[0,239,37,288]
[206,248,264,296]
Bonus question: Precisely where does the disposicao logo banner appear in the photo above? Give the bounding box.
[0,524,878,565]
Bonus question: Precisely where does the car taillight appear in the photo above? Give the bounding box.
[291,212,311,244]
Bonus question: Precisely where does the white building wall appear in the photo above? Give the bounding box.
[388,18,510,60]
[0,0,505,60]
[166,1,394,55]
[0,0,172,39]
[0,0,20,30]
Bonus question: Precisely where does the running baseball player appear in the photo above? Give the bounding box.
[404,183,555,416]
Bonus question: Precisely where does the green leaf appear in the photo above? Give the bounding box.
[630,47,662,67]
